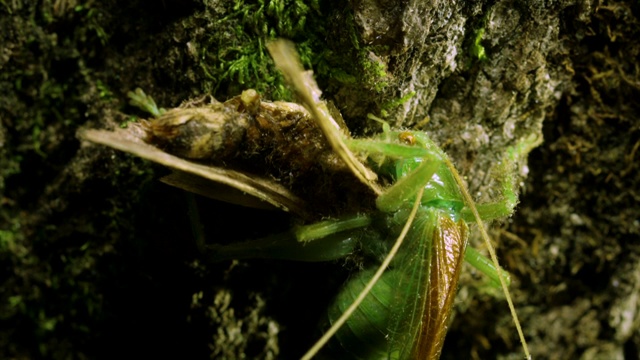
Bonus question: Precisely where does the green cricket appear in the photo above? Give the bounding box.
[265,40,531,359]
[81,39,535,359]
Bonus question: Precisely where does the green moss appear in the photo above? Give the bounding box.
[470,28,488,61]
[128,88,165,117]
[198,0,323,100]
[321,11,391,94]
[0,2,123,357]
[358,50,389,92]
[0,227,16,244]
[96,80,114,100]
[380,91,416,117]
[194,1,392,101]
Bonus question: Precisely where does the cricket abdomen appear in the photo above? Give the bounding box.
[326,268,396,359]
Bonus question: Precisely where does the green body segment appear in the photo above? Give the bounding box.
[326,157,462,358]
[327,268,397,359]
[327,208,440,360]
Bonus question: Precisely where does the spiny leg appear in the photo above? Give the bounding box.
[461,132,543,223]
[464,246,512,287]
[294,215,371,242]
[443,158,531,359]
[457,136,545,291]
[460,151,519,223]
[459,170,518,285]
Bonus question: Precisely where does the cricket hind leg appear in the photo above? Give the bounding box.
[458,168,518,287]
[458,137,542,285]
[445,146,533,359]
[464,246,513,288]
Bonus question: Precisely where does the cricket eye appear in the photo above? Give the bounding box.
[398,131,416,145]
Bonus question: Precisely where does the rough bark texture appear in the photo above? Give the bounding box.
[1,0,638,359]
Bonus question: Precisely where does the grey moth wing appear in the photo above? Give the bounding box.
[79,128,308,217]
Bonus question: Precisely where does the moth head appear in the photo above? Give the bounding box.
[142,105,249,160]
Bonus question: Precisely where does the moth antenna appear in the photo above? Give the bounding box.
[300,187,425,360]
[443,158,531,360]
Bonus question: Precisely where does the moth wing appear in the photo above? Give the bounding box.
[79,128,308,217]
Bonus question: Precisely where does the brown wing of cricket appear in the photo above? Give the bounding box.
[79,128,309,218]
[413,214,469,359]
